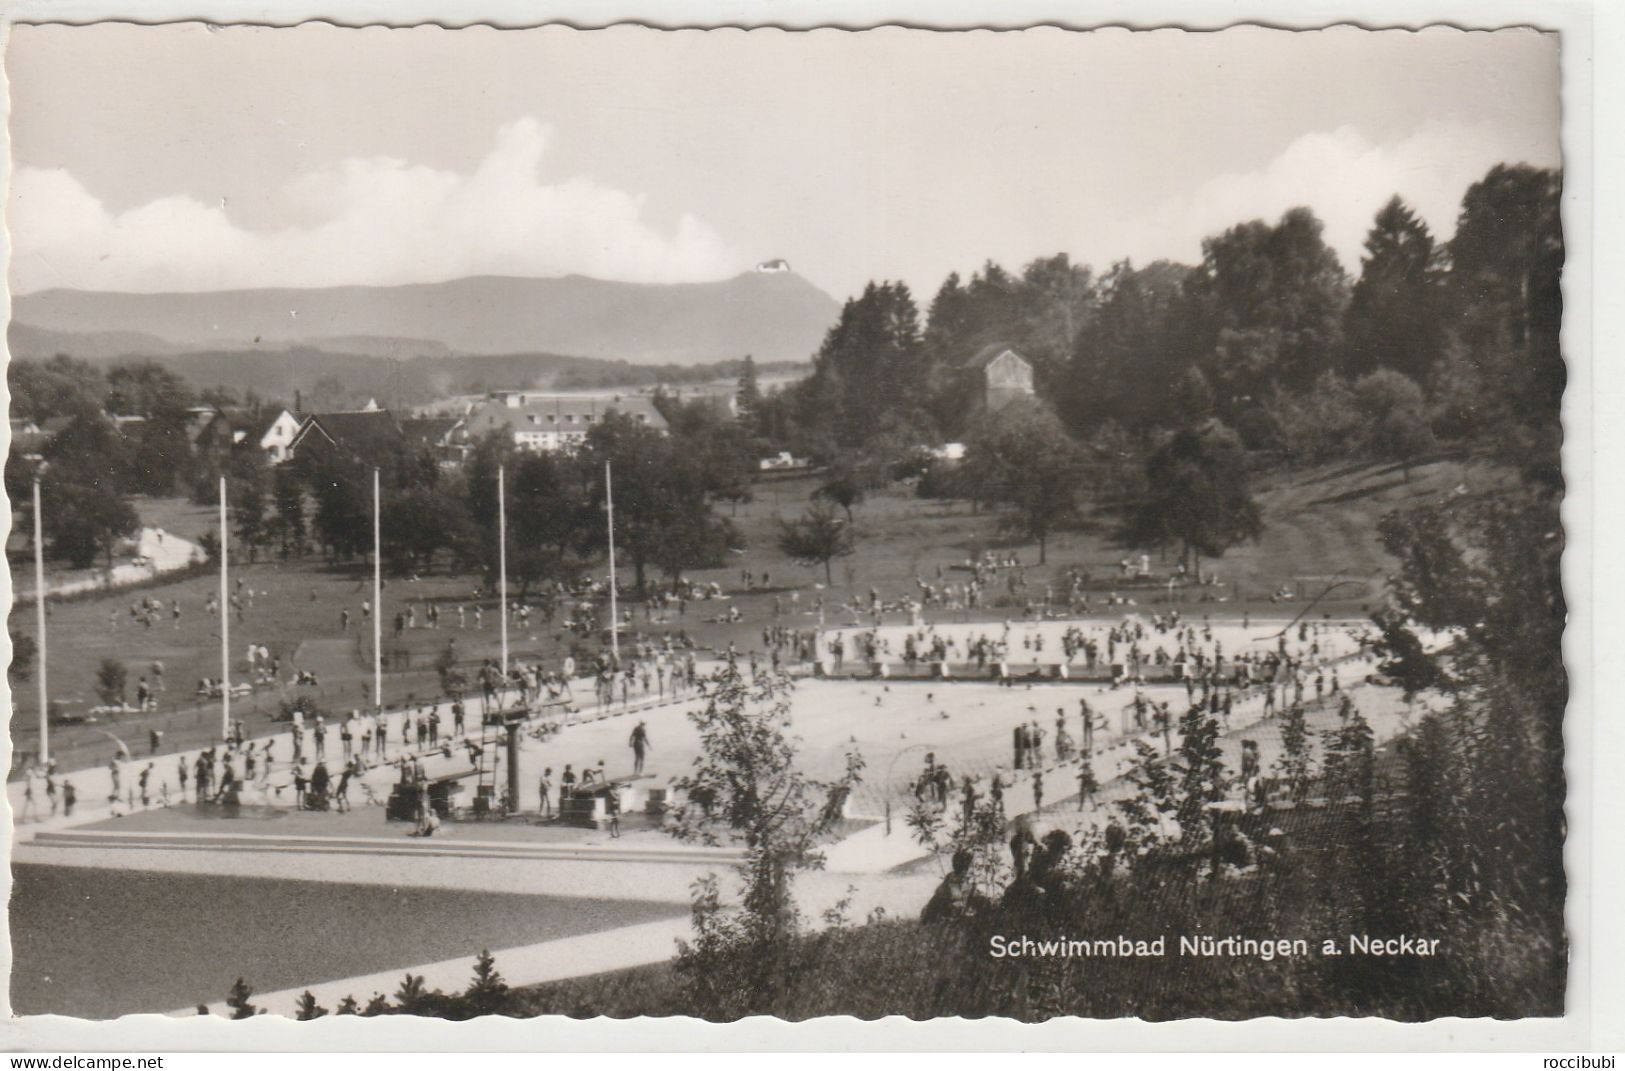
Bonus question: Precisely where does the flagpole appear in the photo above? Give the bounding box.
[373,467,382,713]
[33,474,49,767]
[498,463,509,678]
[605,461,620,665]
[220,475,230,740]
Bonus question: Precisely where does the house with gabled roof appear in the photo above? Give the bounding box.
[288,408,408,467]
[195,406,303,464]
[965,342,1036,412]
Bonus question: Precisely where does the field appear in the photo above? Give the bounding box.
[8,453,1488,777]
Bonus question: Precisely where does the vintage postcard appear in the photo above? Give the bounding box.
[0,13,1588,1045]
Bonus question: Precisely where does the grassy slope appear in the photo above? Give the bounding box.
[506,759,1563,1021]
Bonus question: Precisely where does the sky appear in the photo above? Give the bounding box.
[4,23,1561,304]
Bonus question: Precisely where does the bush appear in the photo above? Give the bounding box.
[94,658,128,707]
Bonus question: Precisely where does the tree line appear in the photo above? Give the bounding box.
[5,361,756,592]
[735,162,1560,577]
[752,163,1558,468]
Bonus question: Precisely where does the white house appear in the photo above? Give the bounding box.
[243,408,303,464]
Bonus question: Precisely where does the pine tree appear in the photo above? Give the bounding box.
[1344,196,1445,382]
[1274,703,1314,801]
[294,990,328,1020]
[225,977,258,1019]
[735,355,763,424]
[464,949,511,1017]
[393,973,430,1015]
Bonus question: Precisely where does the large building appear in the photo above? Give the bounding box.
[463,391,669,453]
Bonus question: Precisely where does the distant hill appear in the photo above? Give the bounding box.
[4,339,807,413]
[9,270,840,366]
[7,323,189,361]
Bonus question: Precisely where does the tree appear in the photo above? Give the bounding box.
[1170,365,1216,421]
[105,361,196,418]
[8,630,37,687]
[1083,418,1144,502]
[41,477,140,571]
[500,450,594,592]
[1343,196,1447,382]
[777,501,855,584]
[1374,479,1565,937]
[128,408,201,497]
[293,991,329,1020]
[462,950,510,1018]
[1173,703,1228,854]
[1371,607,1454,698]
[1376,406,1436,483]
[225,978,258,1019]
[105,362,200,497]
[1446,164,1564,487]
[963,400,1085,564]
[382,483,478,575]
[1131,420,1262,582]
[1258,371,1365,465]
[653,503,738,593]
[1012,253,1097,384]
[811,455,873,524]
[684,414,757,514]
[586,415,678,591]
[1273,703,1314,801]
[37,411,141,570]
[1354,369,1435,480]
[793,280,926,449]
[1321,707,1376,807]
[42,408,131,485]
[668,667,864,945]
[7,355,106,423]
[585,413,738,593]
[392,972,444,1016]
[1062,260,1190,434]
[302,452,372,563]
[272,465,308,557]
[1185,207,1350,406]
[736,355,763,425]
[1449,165,1564,404]
[229,448,273,562]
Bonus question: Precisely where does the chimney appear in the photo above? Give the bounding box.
[294,389,303,415]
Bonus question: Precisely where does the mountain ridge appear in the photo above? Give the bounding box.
[10,269,840,366]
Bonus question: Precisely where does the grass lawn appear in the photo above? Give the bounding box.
[9,453,1496,777]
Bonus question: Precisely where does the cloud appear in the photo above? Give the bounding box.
[7,118,743,293]
[1118,120,1560,273]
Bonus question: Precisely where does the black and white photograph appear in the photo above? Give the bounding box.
[0,12,1595,1040]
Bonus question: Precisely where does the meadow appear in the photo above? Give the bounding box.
[9,451,1488,776]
